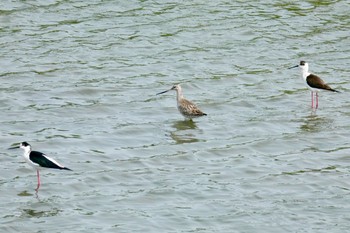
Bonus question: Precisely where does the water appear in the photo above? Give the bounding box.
[1,1,350,232]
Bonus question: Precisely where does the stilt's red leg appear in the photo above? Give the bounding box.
[315,92,319,109]
[36,170,41,191]
[311,91,314,108]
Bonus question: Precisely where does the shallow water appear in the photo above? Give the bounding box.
[1,1,350,232]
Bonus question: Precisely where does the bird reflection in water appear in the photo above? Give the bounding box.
[21,207,61,218]
[300,113,334,133]
[170,120,202,144]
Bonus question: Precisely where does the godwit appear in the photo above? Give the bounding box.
[289,61,339,109]
[156,84,207,120]
[9,141,72,191]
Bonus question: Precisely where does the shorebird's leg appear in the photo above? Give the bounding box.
[315,92,319,109]
[311,91,314,108]
[35,170,41,191]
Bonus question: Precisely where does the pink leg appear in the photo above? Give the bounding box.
[36,170,41,191]
[311,91,314,108]
[315,92,319,109]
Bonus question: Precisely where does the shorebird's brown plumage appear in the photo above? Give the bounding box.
[156,84,207,120]
[178,98,206,119]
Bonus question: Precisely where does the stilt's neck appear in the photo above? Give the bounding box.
[22,146,31,159]
[300,63,310,80]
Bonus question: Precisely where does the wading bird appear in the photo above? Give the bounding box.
[156,84,207,120]
[9,141,72,191]
[289,61,339,109]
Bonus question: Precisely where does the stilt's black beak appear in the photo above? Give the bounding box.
[288,65,299,69]
[156,89,170,95]
[8,145,19,150]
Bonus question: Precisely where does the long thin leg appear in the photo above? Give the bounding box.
[36,170,41,191]
[315,92,319,109]
[311,91,314,108]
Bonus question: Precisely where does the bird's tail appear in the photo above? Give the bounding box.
[62,167,72,171]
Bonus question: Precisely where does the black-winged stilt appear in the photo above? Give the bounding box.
[289,61,339,109]
[9,141,72,191]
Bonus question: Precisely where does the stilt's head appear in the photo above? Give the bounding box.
[289,61,310,79]
[9,141,31,152]
[289,61,309,72]
[298,61,309,73]
[19,142,31,151]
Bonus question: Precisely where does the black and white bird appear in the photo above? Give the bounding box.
[156,84,207,120]
[9,141,72,190]
[289,61,339,109]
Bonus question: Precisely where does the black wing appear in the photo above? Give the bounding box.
[306,74,338,92]
[30,151,68,170]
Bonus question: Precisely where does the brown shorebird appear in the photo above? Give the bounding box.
[157,84,207,120]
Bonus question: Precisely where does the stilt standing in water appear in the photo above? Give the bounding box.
[157,84,207,120]
[9,141,72,191]
[289,61,339,109]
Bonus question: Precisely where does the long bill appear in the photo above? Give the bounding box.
[8,145,19,150]
[156,89,170,95]
[288,65,298,69]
